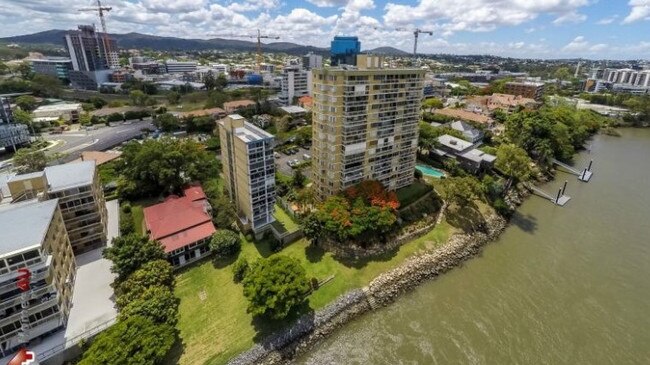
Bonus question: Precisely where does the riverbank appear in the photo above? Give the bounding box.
[227,211,508,365]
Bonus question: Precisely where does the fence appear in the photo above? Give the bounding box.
[37,317,117,362]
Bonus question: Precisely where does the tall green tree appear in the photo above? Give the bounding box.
[209,230,241,258]
[12,147,47,173]
[130,90,148,106]
[242,255,310,319]
[203,71,216,91]
[439,176,482,207]
[495,144,533,183]
[119,286,180,326]
[78,315,175,365]
[30,74,62,97]
[118,138,219,197]
[155,113,181,132]
[115,260,175,308]
[103,234,166,283]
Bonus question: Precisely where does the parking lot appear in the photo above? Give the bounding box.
[275,146,312,178]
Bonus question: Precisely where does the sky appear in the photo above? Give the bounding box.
[1,0,649,59]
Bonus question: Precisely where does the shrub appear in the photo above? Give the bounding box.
[492,198,513,217]
[209,230,241,258]
[232,257,249,283]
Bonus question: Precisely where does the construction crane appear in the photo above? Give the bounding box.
[395,28,433,58]
[210,29,280,72]
[78,0,114,69]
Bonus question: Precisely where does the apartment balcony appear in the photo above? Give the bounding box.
[0,292,59,329]
[0,285,56,318]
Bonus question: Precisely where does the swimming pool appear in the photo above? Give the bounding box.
[416,164,446,178]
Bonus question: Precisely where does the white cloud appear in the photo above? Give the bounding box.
[306,0,348,7]
[140,0,206,13]
[596,15,619,25]
[383,0,591,34]
[623,0,650,23]
[561,35,609,54]
[553,11,587,25]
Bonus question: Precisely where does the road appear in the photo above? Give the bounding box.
[43,119,154,162]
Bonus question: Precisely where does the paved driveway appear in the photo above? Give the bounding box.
[275,146,312,178]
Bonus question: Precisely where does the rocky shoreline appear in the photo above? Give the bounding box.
[227,212,508,365]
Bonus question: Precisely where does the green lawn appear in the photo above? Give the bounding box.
[131,205,144,236]
[396,180,433,207]
[272,204,299,232]
[173,221,454,365]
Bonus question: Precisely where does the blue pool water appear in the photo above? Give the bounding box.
[416,164,445,178]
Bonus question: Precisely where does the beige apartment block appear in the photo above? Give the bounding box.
[0,199,76,356]
[311,55,426,199]
[6,161,107,255]
[218,115,276,234]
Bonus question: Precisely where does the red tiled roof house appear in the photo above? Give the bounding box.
[143,186,216,268]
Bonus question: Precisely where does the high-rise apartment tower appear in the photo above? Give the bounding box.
[311,55,426,199]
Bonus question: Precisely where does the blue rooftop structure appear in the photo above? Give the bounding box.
[331,36,361,66]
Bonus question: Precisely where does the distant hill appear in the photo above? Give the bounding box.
[0,30,329,56]
[365,47,409,56]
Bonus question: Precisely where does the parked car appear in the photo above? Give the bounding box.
[303,154,311,160]
[274,152,281,159]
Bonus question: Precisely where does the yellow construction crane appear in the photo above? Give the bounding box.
[210,29,280,72]
[78,0,114,68]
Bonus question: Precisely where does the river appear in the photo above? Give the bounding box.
[297,129,650,365]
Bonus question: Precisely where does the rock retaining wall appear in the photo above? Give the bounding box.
[227,213,507,365]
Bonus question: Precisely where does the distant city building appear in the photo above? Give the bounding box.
[279,64,311,105]
[0,95,30,152]
[164,60,198,74]
[32,103,82,124]
[209,63,229,75]
[64,25,118,90]
[302,52,323,70]
[218,115,276,235]
[223,100,256,113]
[311,55,425,199]
[330,36,361,66]
[0,199,76,357]
[504,81,545,101]
[28,58,72,82]
[143,186,215,268]
[598,68,650,94]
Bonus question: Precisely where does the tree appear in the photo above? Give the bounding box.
[155,113,181,132]
[12,109,33,129]
[13,147,47,173]
[242,255,310,319]
[495,144,533,183]
[209,230,241,258]
[130,90,148,106]
[16,62,33,79]
[15,95,37,112]
[292,168,306,188]
[115,260,175,308]
[89,96,107,109]
[438,176,482,207]
[118,138,219,198]
[211,194,237,229]
[216,74,228,91]
[103,234,166,283]
[276,115,291,133]
[167,91,181,105]
[204,71,216,91]
[302,214,323,243]
[119,286,179,326]
[422,97,443,112]
[0,61,8,75]
[554,67,572,87]
[232,257,249,283]
[78,315,175,365]
[30,74,62,97]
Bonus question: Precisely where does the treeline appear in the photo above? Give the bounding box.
[505,105,608,165]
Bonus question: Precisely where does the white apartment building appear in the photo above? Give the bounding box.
[603,68,650,87]
[279,65,311,105]
[164,60,198,74]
